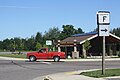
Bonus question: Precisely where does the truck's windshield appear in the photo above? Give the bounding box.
[38,49,46,53]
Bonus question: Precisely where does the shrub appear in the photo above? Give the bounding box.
[118,53,120,57]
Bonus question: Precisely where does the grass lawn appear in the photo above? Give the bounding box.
[0,54,26,58]
[80,68,120,78]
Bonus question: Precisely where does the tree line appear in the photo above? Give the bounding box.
[0,25,84,51]
[0,25,120,51]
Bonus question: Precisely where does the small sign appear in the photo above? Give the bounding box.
[97,11,110,25]
[97,11,110,36]
[46,40,52,45]
[99,25,109,36]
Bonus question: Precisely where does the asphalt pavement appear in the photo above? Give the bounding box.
[0,57,120,80]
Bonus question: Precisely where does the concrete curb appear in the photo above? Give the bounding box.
[0,56,120,62]
[61,58,120,62]
[33,69,120,80]
[0,56,28,61]
[33,69,106,80]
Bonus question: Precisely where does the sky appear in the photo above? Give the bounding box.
[0,0,120,40]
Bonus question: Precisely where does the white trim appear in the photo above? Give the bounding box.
[109,33,120,40]
[80,33,120,44]
[80,34,98,44]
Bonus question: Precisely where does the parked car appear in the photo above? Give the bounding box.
[27,48,65,62]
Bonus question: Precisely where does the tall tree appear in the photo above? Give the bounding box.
[77,28,84,34]
[59,25,84,40]
[111,27,120,37]
[35,42,42,50]
[43,27,61,51]
[0,41,3,50]
[2,39,11,50]
[59,25,75,40]
[35,32,42,44]
[44,27,60,40]
[83,40,91,58]
[25,36,36,50]
[92,28,98,32]
[13,37,22,50]
[35,32,43,49]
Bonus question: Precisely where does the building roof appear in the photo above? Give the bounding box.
[61,32,120,45]
[72,32,97,37]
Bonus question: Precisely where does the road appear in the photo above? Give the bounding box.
[0,60,120,80]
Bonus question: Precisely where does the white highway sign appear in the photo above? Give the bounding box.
[97,11,110,25]
[97,11,110,36]
[99,25,109,36]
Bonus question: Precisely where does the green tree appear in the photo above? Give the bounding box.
[19,39,25,50]
[2,39,11,50]
[0,41,3,50]
[0,25,85,51]
[35,32,42,44]
[35,42,42,50]
[84,40,91,52]
[83,40,91,58]
[59,25,76,40]
[59,25,84,40]
[35,32,43,50]
[13,37,23,50]
[92,28,98,32]
[9,42,15,51]
[77,28,84,34]
[111,27,120,37]
[25,36,36,50]
[44,27,60,40]
[44,27,61,50]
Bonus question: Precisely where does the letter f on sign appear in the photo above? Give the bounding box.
[103,16,107,22]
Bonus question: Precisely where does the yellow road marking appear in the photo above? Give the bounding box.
[65,71,77,75]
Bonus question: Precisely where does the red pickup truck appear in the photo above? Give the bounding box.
[27,48,65,62]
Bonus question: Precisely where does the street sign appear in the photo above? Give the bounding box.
[46,40,52,45]
[99,25,109,36]
[97,11,110,75]
[97,11,110,36]
[97,11,110,25]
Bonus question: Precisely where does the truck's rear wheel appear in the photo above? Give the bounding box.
[54,56,60,62]
[29,56,36,62]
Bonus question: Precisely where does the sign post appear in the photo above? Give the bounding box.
[102,36,105,75]
[97,11,110,75]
